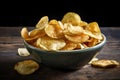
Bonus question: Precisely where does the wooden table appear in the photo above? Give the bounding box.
[0,27,120,80]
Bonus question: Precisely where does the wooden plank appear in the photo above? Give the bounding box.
[0,37,23,44]
[0,44,24,52]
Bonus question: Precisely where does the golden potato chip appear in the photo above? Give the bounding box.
[60,40,77,50]
[29,29,46,37]
[87,38,101,47]
[63,23,84,35]
[76,43,88,49]
[45,19,64,39]
[58,21,64,30]
[21,27,29,40]
[78,21,88,30]
[65,33,89,43]
[36,16,49,30]
[83,22,102,40]
[86,22,101,33]
[25,34,42,43]
[20,27,41,43]
[91,59,119,68]
[36,36,66,51]
[14,60,39,75]
[83,30,103,40]
[61,12,82,26]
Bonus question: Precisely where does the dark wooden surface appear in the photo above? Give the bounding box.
[0,27,120,80]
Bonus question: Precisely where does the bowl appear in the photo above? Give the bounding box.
[24,34,106,70]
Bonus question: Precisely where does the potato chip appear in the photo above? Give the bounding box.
[29,29,46,37]
[20,27,37,43]
[58,21,64,30]
[78,21,88,29]
[91,59,119,68]
[45,19,64,39]
[25,34,42,43]
[87,38,101,47]
[36,16,49,30]
[60,40,77,50]
[65,33,89,43]
[61,12,82,26]
[83,30,103,40]
[36,36,66,51]
[86,22,101,33]
[63,23,84,35]
[21,27,29,40]
[76,43,88,49]
[14,60,39,75]
[18,48,30,56]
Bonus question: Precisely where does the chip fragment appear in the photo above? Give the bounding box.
[18,48,30,56]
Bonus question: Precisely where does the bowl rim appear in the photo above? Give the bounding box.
[24,33,106,53]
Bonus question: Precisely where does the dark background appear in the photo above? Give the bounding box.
[0,1,120,27]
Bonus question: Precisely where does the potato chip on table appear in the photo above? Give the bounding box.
[90,59,119,68]
[14,60,39,75]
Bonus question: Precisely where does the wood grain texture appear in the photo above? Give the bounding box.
[0,27,120,80]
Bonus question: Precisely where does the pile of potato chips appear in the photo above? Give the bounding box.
[21,12,103,51]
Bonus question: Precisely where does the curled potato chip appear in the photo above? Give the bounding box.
[29,29,46,37]
[20,27,36,43]
[21,27,29,40]
[25,34,42,43]
[83,22,102,40]
[58,21,64,29]
[83,30,102,40]
[36,36,66,51]
[86,22,101,33]
[87,38,101,47]
[63,23,84,35]
[60,40,77,50]
[61,12,82,25]
[76,43,88,49]
[65,33,89,43]
[45,19,64,39]
[21,27,46,43]
[78,21,88,29]
[36,16,49,30]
